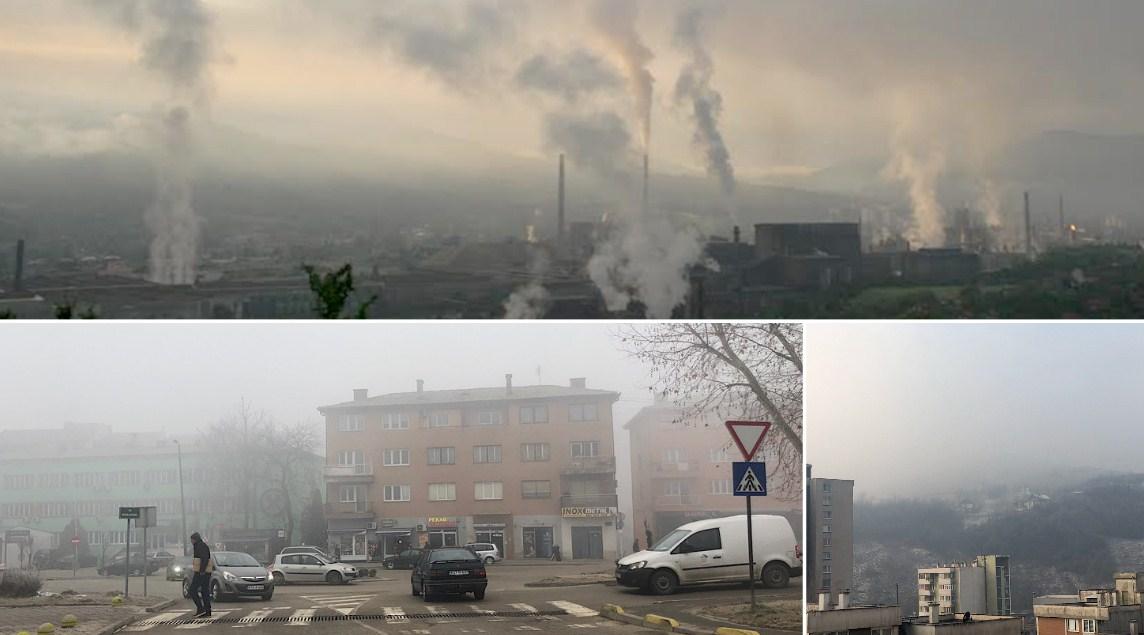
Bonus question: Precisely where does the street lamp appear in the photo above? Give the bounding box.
[174,440,188,557]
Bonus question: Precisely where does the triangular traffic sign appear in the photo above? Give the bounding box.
[736,465,765,493]
[725,420,771,460]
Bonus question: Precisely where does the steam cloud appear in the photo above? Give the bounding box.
[673,6,734,195]
[502,249,551,319]
[883,116,946,248]
[590,0,654,150]
[543,111,633,185]
[98,0,215,285]
[515,49,623,104]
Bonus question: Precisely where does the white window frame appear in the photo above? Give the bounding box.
[340,485,359,503]
[336,449,364,466]
[710,479,731,495]
[520,405,549,424]
[474,481,503,501]
[664,448,686,463]
[476,410,503,426]
[570,441,599,458]
[1083,620,1096,634]
[428,412,451,428]
[428,483,456,502]
[522,480,551,499]
[383,448,410,466]
[1066,619,1079,633]
[337,414,363,432]
[473,445,502,464]
[383,485,411,502]
[427,447,455,465]
[708,448,729,463]
[522,443,550,462]
[665,480,689,496]
[383,412,410,430]
[569,403,598,422]
[824,550,832,560]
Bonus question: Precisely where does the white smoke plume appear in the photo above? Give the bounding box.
[587,214,704,318]
[502,249,551,319]
[589,0,654,150]
[882,109,946,248]
[673,5,734,196]
[95,0,216,285]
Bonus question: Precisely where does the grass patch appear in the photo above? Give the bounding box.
[698,599,802,631]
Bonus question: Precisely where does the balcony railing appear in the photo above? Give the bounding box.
[326,501,372,515]
[323,464,374,478]
[560,494,619,508]
[653,461,692,473]
[655,494,701,507]
[561,456,616,475]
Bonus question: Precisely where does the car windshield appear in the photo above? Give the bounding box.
[649,529,690,551]
[172,557,191,566]
[214,553,260,567]
[430,549,479,563]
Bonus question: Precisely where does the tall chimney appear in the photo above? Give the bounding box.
[353,388,368,401]
[733,226,740,244]
[416,379,424,393]
[642,153,649,218]
[1024,191,1032,254]
[13,238,25,292]
[558,154,565,240]
[505,373,513,395]
[929,603,940,624]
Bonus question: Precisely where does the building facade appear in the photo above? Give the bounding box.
[317,377,621,561]
[808,590,900,635]
[625,403,799,548]
[807,476,855,602]
[918,556,1012,617]
[1035,574,1144,635]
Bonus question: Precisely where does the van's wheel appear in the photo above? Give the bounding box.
[272,572,285,585]
[384,561,395,570]
[761,562,790,588]
[648,569,678,595]
[326,571,341,585]
[484,556,494,565]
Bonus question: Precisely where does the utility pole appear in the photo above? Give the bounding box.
[174,440,188,557]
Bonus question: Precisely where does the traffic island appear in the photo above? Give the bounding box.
[0,594,173,635]
[599,603,761,635]
[691,600,803,633]
[524,571,616,587]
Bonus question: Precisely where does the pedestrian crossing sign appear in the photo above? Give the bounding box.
[732,461,767,496]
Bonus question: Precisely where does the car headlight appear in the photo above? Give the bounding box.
[173,566,182,572]
[628,561,647,570]
[223,571,237,581]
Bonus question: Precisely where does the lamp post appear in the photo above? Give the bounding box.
[174,440,188,557]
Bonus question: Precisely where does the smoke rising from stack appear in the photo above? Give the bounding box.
[502,249,551,319]
[514,49,623,104]
[543,111,633,185]
[672,6,735,196]
[590,0,654,151]
[883,112,946,247]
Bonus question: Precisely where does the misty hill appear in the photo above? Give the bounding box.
[853,472,1144,615]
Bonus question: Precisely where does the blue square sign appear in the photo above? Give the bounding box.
[732,461,767,496]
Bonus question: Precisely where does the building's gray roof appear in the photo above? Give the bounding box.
[319,384,620,412]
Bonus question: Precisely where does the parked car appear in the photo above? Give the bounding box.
[382,549,423,570]
[614,514,802,595]
[278,546,335,561]
[181,551,274,601]
[166,557,193,581]
[147,550,176,568]
[462,543,502,564]
[97,551,162,576]
[269,553,357,585]
[410,547,487,601]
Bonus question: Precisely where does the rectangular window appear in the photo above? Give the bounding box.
[1083,620,1096,633]
[522,480,551,499]
[665,480,689,496]
[383,485,411,502]
[474,481,503,500]
[336,450,364,465]
[427,447,455,465]
[1067,620,1080,633]
[708,448,729,463]
[569,403,598,422]
[477,410,503,425]
[428,412,451,428]
[473,445,502,464]
[823,482,832,493]
[823,564,832,574]
[664,448,686,463]
[340,485,359,503]
[822,524,831,533]
[383,413,410,430]
[823,533,832,546]
[522,443,550,462]
[428,483,456,501]
[520,405,549,424]
[710,480,732,495]
[337,415,363,432]
[824,551,832,560]
[570,441,600,458]
[823,494,832,506]
[822,575,831,589]
[383,449,410,466]
[823,510,832,520]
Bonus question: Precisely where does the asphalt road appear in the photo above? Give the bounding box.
[108,564,800,635]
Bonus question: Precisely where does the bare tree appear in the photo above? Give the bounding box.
[618,323,803,500]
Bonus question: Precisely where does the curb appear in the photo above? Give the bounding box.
[145,598,177,613]
[524,580,612,588]
[93,612,145,635]
[599,604,758,635]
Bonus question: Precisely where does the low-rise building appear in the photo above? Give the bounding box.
[903,608,1022,635]
[918,556,1011,616]
[1035,574,1144,635]
[808,590,900,635]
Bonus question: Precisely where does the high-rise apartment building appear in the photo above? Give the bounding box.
[807,476,854,601]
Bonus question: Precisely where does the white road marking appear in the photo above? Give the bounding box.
[356,621,389,635]
[122,612,190,631]
[383,607,408,622]
[567,624,599,629]
[509,603,538,614]
[175,611,230,629]
[513,627,542,632]
[287,608,316,626]
[549,600,599,617]
[468,604,496,615]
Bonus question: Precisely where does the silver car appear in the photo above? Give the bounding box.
[269,553,358,585]
[181,551,274,601]
[463,543,502,564]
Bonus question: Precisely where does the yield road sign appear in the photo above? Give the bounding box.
[732,462,768,496]
[725,421,771,460]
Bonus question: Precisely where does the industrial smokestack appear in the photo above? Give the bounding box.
[13,238,25,292]
[733,226,740,244]
[642,152,649,217]
[505,373,513,396]
[1059,194,1065,241]
[558,154,565,240]
[1024,191,1032,255]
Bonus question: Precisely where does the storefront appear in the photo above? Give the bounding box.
[561,506,618,561]
[375,527,414,560]
[328,519,371,561]
[425,516,458,548]
[521,526,553,558]
[472,514,511,557]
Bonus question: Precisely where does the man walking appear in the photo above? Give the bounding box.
[188,532,213,618]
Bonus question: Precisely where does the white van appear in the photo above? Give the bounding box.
[614,514,801,595]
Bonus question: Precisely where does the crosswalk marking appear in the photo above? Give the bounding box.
[567,624,599,629]
[384,606,408,621]
[302,592,374,615]
[469,604,496,615]
[232,608,274,628]
[123,611,190,632]
[175,611,230,629]
[509,603,538,614]
[548,601,598,617]
[287,608,316,626]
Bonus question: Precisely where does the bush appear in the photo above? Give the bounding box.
[0,569,43,597]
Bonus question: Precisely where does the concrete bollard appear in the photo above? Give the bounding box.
[111,595,124,606]
[60,614,78,629]
[715,628,761,635]
[642,614,679,631]
[601,603,625,614]
[37,624,55,634]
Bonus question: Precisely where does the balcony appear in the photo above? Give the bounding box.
[562,456,616,476]
[653,461,692,474]
[655,494,702,507]
[560,494,619,508]
[323,464,374,481]
[326,501,373,517]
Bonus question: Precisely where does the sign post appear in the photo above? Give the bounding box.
[118,507,141,597]
[726,421,771,617]
[137,507,157,597]
[71,535,80,578]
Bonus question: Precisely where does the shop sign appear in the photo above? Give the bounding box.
[561,507,615,518]
[427,516,456,528]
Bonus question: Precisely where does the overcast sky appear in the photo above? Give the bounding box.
[806,322,1144,499]
[2,0,1142,182]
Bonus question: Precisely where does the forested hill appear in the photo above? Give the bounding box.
[853,474,1144,614]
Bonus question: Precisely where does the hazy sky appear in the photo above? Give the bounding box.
[2,0,1143,183]
[806,322,1144,498]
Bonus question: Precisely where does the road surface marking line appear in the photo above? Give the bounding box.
[567,624,598,629]
[468,604,495,615]
[509,603,539,614]
[425,605,447,614]
[513,627,542,631]
[383,607,408,621]
[288,608,316,625]
[175,611,230,629]
[549,601,599,617]
[123,611,189,631]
